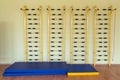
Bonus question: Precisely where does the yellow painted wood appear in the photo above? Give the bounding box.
[67,72,99,76]
[38,6,43,61]
[93,6,97,67]
[70,6,74,64]
[62,6,66,61]
[85,6,90,64]
[22,6,28,62]
[47,6,51,61]
[108,6,113,67]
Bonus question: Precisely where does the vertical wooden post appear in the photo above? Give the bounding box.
[62,6,66,61]
[22,6,28,62]
[70,6,74,64]
[85,6,90,64]
[108,6,113,67]
[93,6,97,67]
[38,6,43,61]
[47,6,51,61]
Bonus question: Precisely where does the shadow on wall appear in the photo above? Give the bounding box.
[0,21,15,63]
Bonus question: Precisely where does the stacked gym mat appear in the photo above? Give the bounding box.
[3,62,99,76]
[67,64,99,76]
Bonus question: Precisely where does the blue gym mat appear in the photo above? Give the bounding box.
[3,62,67,76]
[3,62,99,76]
[67,64,98,72]
[67,64,99,76]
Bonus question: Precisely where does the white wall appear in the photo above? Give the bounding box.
[0,0,120,64]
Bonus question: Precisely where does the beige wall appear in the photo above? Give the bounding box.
[0,0,120,64]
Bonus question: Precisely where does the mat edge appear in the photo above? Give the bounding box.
[67,72,99,76]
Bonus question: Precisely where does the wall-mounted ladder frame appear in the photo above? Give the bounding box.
[70,6,90,64]
[47,6,66,62]
[21,6,43,62]
[93,6,116,67]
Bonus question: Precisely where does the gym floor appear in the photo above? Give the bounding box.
[0,64,120,80]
